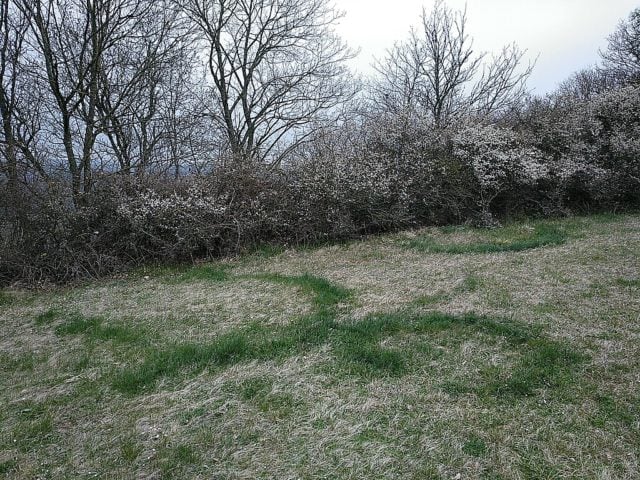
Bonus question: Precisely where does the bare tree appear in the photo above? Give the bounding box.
[556,67,618,101]
[179,0,356,167]
[600,7,640,85]
[92,0,197,176]
[0,0,24,196]
[11,0,200,202]
[372,0,533,129]
[0,2,44,194]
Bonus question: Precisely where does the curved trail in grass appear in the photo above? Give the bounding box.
[403,223,569,254]
[97,269,585,399]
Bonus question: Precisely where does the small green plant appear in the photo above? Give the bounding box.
[0,459,17,474]
[120,438,143,462]
[238,377,273,401]
[159,443,199,478]
[592,394,638,428]
[463,435,487,457]
[456,274,482,293]
[12,411,55,452]
[113,333,249,394]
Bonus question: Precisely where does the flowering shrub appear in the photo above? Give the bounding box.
[452,125,548,224]
[2,86,639,285]
[591,85,640,205]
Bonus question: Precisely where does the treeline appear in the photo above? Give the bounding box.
[1,1,639,284]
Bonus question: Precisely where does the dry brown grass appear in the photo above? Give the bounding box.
[0,213,638,479]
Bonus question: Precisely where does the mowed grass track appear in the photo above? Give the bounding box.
[0,213,639,479]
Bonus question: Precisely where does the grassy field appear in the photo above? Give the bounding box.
[1,213,639,479]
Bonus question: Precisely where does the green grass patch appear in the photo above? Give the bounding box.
[334,338,407,377]
[158,443,199,478]
[462,435,487,457]
[438,224,465,234]
[483,339,586,398]
[0,351,45,372]
[592,394,639,429]
[112,333,249,394]
[30,272,582,409]
[255,392,300,417]
[231,377,302,418]
[178,406,210,425]
[404,223,569,254]
[113,305,539,394]
[35,307,62,325]
[517,445,562,479]
[616,277,640,288]
[11,411,55,452]
[456,274,483,293]
[248,273,351,311]
[54,312,144,344]
[0,459,18,474]
[0,290,14,306]
[120,437,143,462]
[236,377,273,401]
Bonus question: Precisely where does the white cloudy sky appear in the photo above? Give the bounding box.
[334,0,638,94]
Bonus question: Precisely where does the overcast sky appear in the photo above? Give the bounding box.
[334,0,638,94]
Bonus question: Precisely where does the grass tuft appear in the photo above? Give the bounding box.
[0,459,18,474]
[11,411,55,452]
[250,244,286,258]
[462,435,488,457]
[54,314,101,335]
[159,443,199,478]
[0,351,45,372]
[592,394,639,428]
[35,308,62,325]
[237,377,273,401]
[120,438,143,462]
[175,264,230,283]
[0,290,14,307]
[616,277,640,288]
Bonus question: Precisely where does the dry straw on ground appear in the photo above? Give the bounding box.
[1,214,638,479]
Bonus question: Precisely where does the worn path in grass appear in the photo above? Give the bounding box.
[1,213,639,479]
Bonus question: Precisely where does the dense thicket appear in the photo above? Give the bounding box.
[1,1,639,285]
